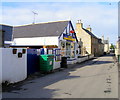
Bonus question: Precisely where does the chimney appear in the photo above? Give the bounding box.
[86,25,92,32]
[107,37,109,42]
[102,36,104,40]
[76,20,83,29]
[101,35,104,43]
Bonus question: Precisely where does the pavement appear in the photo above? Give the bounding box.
[2,54,119,99]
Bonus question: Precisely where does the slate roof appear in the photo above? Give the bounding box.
[82,28,98,39]
[13,21,69,38]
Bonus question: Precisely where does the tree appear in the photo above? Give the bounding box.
[110,44,115,50]
[110,44,115,53]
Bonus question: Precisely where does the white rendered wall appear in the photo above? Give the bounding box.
[104,44,109,53]
[115,48,119,58]
[0,48,2,98]
[1,48,27,84]
[53,61,61,70]
[77,56,88,63]
[67,59,77,64]
[13,37,59,46]
[89,55,94,59]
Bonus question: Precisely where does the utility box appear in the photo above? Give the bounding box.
[61,57,67,68]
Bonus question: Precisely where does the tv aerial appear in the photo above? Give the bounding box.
[32,11,38,24]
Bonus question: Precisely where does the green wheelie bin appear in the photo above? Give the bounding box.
[39,54,54,72]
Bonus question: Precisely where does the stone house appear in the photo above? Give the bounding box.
[98,39,104,56]
[75,20,104,56]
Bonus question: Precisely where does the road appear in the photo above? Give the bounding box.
[2,54,119,98]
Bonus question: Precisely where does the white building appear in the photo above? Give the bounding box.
[102,36,110,53]
[12,20,79,60]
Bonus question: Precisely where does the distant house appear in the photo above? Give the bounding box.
[0,24,13,48]
[98,39,104,56]
[12,20,78,59]
[101,36,110,53]
[75,20,104,56]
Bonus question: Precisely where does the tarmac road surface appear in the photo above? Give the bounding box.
[2,54,119,98]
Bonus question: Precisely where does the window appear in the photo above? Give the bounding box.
[71,42,75,58]
[55,49,61,61]
[60,41,65,56]
[61,41,65,49]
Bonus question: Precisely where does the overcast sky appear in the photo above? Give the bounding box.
[1,1,118,44]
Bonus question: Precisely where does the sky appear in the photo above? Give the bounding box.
[0,1,118,44]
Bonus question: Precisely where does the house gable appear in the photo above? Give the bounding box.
[59,21,78,42]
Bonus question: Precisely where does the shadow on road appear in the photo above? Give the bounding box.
[2,70,81,98]
[87,60,113,65]
[103,53,115,57]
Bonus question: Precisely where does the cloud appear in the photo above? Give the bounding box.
[1,2,118,44]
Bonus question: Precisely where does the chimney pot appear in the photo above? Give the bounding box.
[76,19,83,28]
[86,25,92,32]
